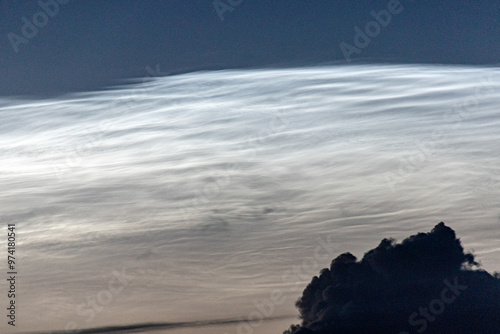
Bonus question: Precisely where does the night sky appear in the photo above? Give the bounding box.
[1,0,499,97]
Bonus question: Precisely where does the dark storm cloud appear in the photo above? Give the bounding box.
[284,223,500,334]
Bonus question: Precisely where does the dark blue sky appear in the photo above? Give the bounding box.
[1,0,499,97]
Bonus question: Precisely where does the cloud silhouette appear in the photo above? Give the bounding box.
[284,222,500,334]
